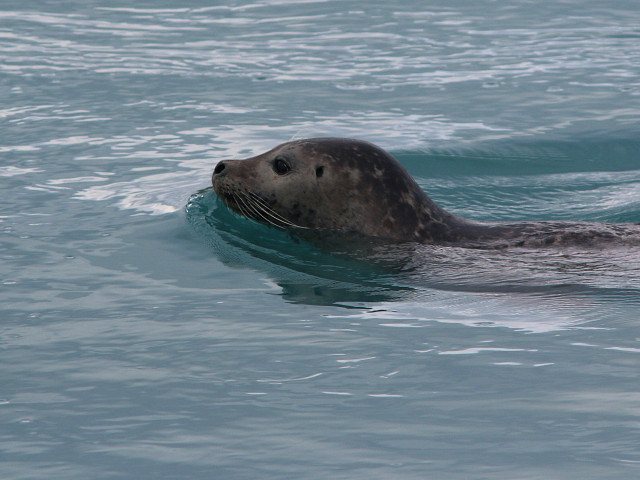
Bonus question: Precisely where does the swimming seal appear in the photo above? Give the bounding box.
[211,137,640,247]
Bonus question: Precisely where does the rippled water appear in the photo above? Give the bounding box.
[2,1,640,479]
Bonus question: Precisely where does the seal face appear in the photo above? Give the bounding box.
[212,137,640,246]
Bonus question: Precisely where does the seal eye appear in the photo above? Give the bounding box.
[273,157,291,175]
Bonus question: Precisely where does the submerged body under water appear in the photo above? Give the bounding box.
[186,187,640,306]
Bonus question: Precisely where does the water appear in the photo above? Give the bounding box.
[2,1,640,478]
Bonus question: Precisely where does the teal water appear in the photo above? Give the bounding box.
[2,1,640,479]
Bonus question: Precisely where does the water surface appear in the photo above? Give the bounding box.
[2,1,640,479]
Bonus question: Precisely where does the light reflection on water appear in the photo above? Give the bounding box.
[3,0,640,478]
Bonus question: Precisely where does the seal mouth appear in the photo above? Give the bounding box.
[216,186,309,230]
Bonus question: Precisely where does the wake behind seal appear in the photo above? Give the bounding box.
[211,137,640,247]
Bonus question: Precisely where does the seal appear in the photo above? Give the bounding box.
[211,137,640,247]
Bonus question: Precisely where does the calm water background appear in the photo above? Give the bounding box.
[2,1,640,479]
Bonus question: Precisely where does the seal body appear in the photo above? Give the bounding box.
[211,138,640,247]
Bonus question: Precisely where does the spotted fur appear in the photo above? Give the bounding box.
[212,138,640,247]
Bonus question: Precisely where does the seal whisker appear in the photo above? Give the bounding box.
[230,193,254,221]
[236,190,286,229]
[244,192,293,227]
[242,191,307,230]
[245,192,295,225]
[223,186,294,229]
[226,190,261,226]
[288,128,304,142]
[246,191,310,229]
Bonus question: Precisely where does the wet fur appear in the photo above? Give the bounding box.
[212,138,640,247]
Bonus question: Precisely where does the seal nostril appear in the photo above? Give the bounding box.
[213,162,226,175]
